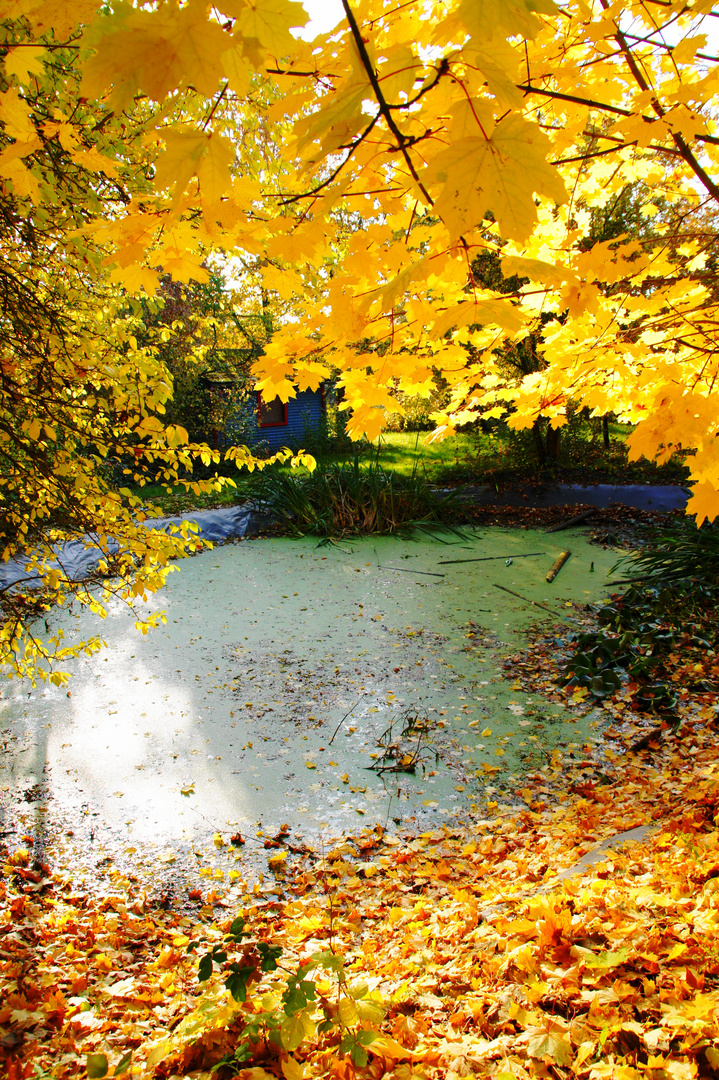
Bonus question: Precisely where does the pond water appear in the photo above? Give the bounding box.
[0,528,616,882]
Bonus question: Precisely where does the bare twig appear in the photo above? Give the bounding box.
[546,510,595,533]
[329,694,365,745]
[379,565,445,577]
[341,0,434,206]
[492,583,575,622]
[438,552,546,565]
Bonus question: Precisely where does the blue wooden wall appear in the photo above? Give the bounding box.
[259,387,324,451]
[224,386,325,452]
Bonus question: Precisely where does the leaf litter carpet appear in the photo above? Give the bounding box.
[2,674,719,1080]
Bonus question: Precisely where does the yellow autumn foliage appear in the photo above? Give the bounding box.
[3,0,719,677]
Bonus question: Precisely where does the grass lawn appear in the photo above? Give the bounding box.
[123,422,689,515]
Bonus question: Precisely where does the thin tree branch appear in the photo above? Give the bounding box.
[340,0,434,206]
[553,142,682,164]
[519,82,719,146]
[202,82,229,130]
[598,0,719,204]
[280,112,381,204]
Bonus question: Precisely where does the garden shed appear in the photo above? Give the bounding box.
[201,371,327,452]
[253,384,326,451]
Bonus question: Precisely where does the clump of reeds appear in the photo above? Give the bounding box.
[613,518,719,586]
[255,456,464,541]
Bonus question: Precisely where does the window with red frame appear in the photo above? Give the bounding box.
[257,393,287,427]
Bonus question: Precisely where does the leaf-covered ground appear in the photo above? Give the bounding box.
[2,663,718,1080]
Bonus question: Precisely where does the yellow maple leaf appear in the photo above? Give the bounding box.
[376,44,420,102]
[501,255,575,288]
[221,41,251,96]
[25,0,100,39]
[281,1058,304,1080]
[466,43,525,110]
[261,263,304,299]
[0,137,41,166]
[460,0,558,41]
[427,115,566,243]
[0,88,35,142]
[71,146,119,178]
[197,135,235,205]
[685,480,719,527]
[345,404,388,443]
[430,298,526,338]
[153,250,209,284]
[0,156,40,201]
[108,261,159,293]
[82,5,228,109]
[4,46,46,83]
[153,127,234,203]
[219,0,308,59]
[526,1031,572,1065]
[172,4,231,97]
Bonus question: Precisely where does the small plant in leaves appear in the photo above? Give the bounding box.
[186,917,385,1073]
[369,706,437,773]
[188,916,281,1004]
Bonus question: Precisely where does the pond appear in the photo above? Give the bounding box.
[0,528,617,884]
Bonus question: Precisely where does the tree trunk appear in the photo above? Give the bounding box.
[603,416,610,448]
[532,419,546,464]
[545,423,561,461]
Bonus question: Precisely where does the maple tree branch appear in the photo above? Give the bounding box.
[340,0,434,206]
[599,0,719,205]
[519,81,632,117]
[386,56,449,111]
[1,41,79,49]
[202,82,229,130]
[621,29,719,62]
[553,142,683,165]
[641,0,719,13]
[364,0,417,28]
[279,112,381,204]
[520,81,719,147]
[266,68,338,79]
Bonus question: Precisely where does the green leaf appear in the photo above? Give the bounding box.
[198,953,214,982]
[228,916,247,941]
[225,964,256,1002]
[311,949,346,979]
[357,998,386,1026]
[585,947,631,969]
[113,1052,132,1077]
[86,1055,108,1079]
[340,1032,374,1067]
[283,970,317,1016]
[257,942,283,971]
